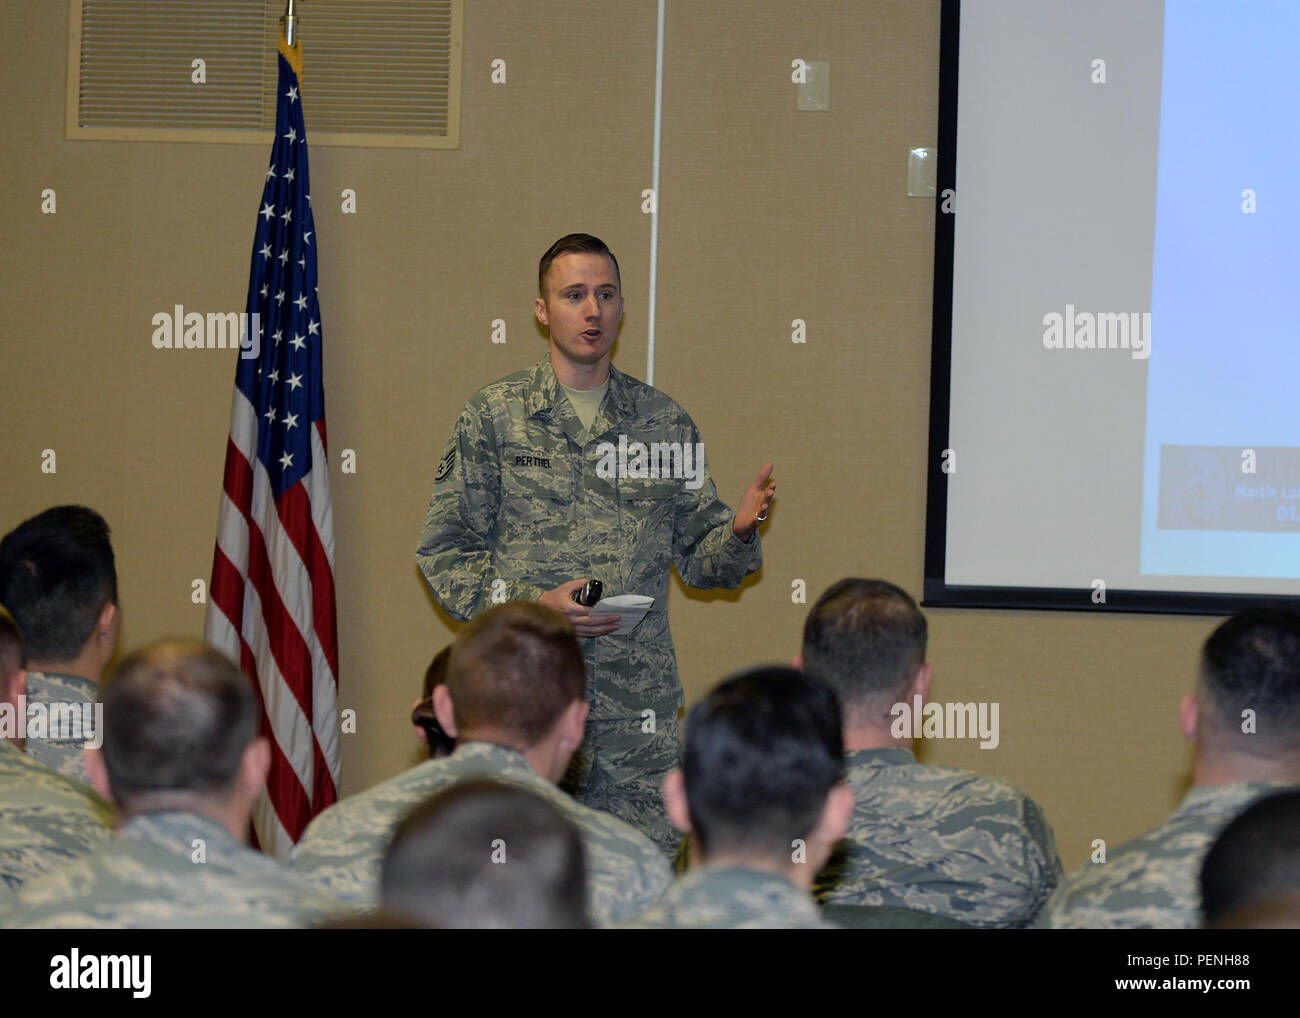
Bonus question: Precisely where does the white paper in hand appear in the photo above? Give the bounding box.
[591,594,655,635]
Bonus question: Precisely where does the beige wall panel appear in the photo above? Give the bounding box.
[0,1,1225,871]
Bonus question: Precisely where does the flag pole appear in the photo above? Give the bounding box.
[282,0,298,48]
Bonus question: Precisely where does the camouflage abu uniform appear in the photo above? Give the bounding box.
[1,809,342,929]
[1039,781,1288,929]
[24,671,97,784]
[814,747,1062,928]
[290,740,672,926]
[0,739,113,904]
[416,355,762,854]
[622,865,836,929]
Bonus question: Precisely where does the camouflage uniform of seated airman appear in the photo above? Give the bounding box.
[0,739,112,904]
[23,671,97,784]
[622,865,837,929]
[1039,781,1288,929]
[814,746,1063,928]
[1,810,342,929]
[416,355,762,856]
[291,739,673,926]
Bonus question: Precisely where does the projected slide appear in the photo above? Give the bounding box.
[1140,1,1300,579]
[927,0,1300,611]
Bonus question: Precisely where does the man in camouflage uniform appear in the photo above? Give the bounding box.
[293,602,672,926]
[416,234,774,856]
[1040,606,1300,929]
[0,506,121,785]
[0,605,112,904]
[623,667,851,929]
[799,579,1062,927]
[2,639,340,929]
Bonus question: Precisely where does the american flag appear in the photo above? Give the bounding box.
[205,31,340,858]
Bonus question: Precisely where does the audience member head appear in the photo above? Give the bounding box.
[434,602,587,783]
[0,506,119,679]
[1183,605,1300,781]
[411,645,454,758]
[799,578,931,738]
[1201,789,1300,928]
[0,604,28,747]
[663,666,852,884]
[381,779,588,929]
[90,639,268,839]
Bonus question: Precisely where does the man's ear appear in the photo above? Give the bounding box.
[557,698,588,753]
[533,295,549,329]
[9,667,27,704]
[1179,692,1198,741]
[909,663,933,706]
[240,736,272,800]
[791,653,804,671]
[97,601,120,652]
[662,769,693,835]
[818,783,855,846]
[433,684,458,739]
[85,745,113,802]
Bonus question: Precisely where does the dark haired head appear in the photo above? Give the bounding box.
[538,233,620,297]
[1199,605,1300,752]
[0,506,117,663]
[382,779,587,929]
[682,666,843,860]
[801,578,927,721]
[99,640,260,810]
[446,602,586,747]
[1201,789,1300,926]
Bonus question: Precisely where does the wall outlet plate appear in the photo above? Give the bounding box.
[907,147,937,196]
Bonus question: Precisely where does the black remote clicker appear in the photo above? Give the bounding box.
[571,579,603,607]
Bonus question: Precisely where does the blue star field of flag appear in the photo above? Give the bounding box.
[239,52,325,499]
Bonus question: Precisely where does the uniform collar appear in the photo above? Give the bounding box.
[681,864,822,915]
[846,746,917,767]
[27,670,99,696]
[121,809,239,847]
[1175,781,1291,819]
[448,739,535,773]
[524,354,635,440]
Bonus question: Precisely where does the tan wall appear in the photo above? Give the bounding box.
[0,0,1218,870]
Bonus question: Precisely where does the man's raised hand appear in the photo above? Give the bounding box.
[733,463,776,541]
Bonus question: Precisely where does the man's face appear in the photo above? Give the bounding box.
[534,252,623,373]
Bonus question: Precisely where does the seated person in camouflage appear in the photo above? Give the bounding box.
[291,602,672,925]
[1041,606,1300,929]
[1,639,342,929]
[0,506,121,784]
[1200,789,1300,929]
[0,605,112,903]
[382,779,588,929]
[799,579,1062,927]
[623,666,852,929]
